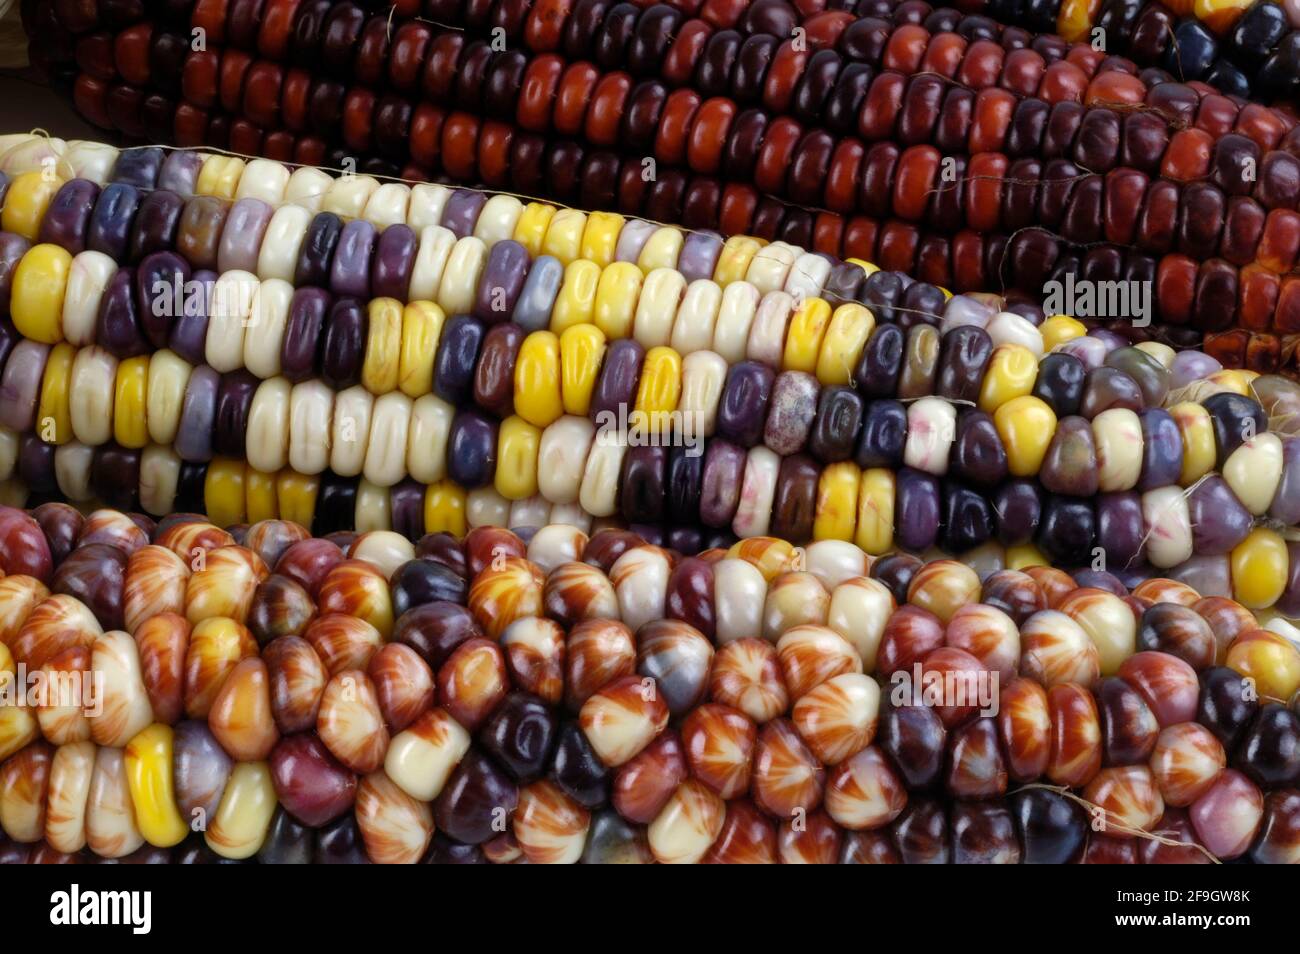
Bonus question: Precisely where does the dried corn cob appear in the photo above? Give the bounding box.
[2,511,1298,862]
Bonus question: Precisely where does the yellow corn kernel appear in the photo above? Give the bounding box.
[1207,369,1251,396]
[424,479,467,535]
[10,243,73,343]
[1225,630,1300,702]
[196,155,246,200]
[124,723,189,848]
[854,468,894,555]
[205,760,275,859]
[0,627,37,735]
[637,227,684,274]
[112,355,150,449]
[361,297,403,395]
[495,415,541,500]
[1231,527,1288,610]
[634,346,682,433]
[978,344,1038,413]
[1170,401,1215,486]
[2,171,63,241]
[580,211,625,266]
[1039,314,1086,352]
[560,323,606,416]
[515,330,564,428]
[813,462,861,542]
[845,257,879,278]
[713,236,765,286]
[781,297,833,374]
[727,537,798,581]
[550,259,601,333]
[1006,543,1049,570]
[204,458,247,527]
[513,202,557,258]
[815,303,874,386]
[36,342,74,445]
[593,262,643,340]
[245,468,279,523]
[1056,0,1100,42]
[0,695,37,761]
[994,395,1057,477]
[194,155,224,196]
[274,471,318,530]
[219,157,259,201]
[1193,0,1251,33]
[398,301,444,398]
[541,208,587,264]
